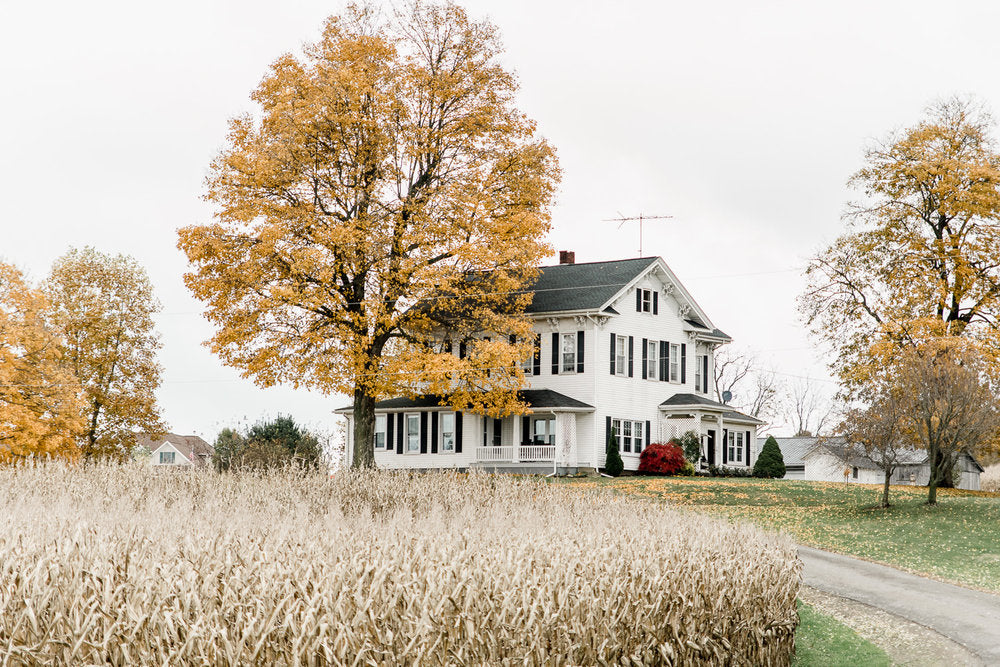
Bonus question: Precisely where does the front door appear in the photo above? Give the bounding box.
[707,429,716,465]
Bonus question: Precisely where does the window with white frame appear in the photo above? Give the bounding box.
[727,430,744,463]
[532,417,554,445]
[695,354,705,393]
[374,414,387,449]
[638,288,653,312]
[669,343,680,382]
[647,339,658,380]
[612,418,645,454]
[521,335,539,375]
[440,412,455,452]
[615,335,627,376]
[561,333,576,373]
[159,451,175,464]
[406,414,420,453]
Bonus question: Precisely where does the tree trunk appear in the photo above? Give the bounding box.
[351,389,376,469]
[882,470,891,508]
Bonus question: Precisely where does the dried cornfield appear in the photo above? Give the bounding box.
[0,465,799,665]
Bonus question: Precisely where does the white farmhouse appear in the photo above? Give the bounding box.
[137,433,214,468]
[337,254,762,474]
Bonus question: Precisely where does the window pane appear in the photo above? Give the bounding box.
[670,344,679,381]
[622,420,632,452]
[562,333,576,372]
[441,413,455,451]
[407,415,419,451]
[616,337,626,375]
[647,341,657,379]
[374,415,386,449]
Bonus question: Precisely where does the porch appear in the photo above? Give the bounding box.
[475,444,557,463]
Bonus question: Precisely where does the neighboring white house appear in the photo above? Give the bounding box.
[137,433,214,468]
[336,254,762,474]
[798,437,983,491]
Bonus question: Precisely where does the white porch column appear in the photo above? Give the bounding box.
[512,414,521,463]
[555,412,577,468]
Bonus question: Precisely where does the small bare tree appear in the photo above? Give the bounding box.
[895,343,1000,505]
[782,377,837,437]
[840,391,907,508]
[714,347,782,422]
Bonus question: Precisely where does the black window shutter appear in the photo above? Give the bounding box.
[444,340,452,354]
[551,332,560,374]
[610,333,616,375]
[627,336,634,377]
[385,413,394,454]
[455,413,463,453]
[641,338,648,379]
[653,291,658,315]
[645,420,651,452]
[703,356,709,393]
[459,342,467,359]
[419,412,428,453]
[605,416,612,452]
[636,289,642,312]
[522,416,531,445]
[509,333,516,345]
[659,341,668,382]
[745,431,751,465]
[493,418,502,446]
[533,334,541,376]
[681,344,687,384]
[722,429,728,464]
[431,412,439,454]
[576,331,584,373]
[396,413,404,454]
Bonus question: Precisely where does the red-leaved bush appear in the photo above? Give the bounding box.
[638,442,687,475]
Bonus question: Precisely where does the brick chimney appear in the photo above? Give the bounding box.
[559,250,576,265]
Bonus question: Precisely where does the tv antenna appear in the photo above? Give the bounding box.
[603,213,673,256]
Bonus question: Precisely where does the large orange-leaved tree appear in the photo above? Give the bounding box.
[178,2,560,468]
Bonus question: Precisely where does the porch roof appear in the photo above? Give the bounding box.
[336,389,593,413]
[659,393,764,425]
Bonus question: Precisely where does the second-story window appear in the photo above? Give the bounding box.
[646,339,658,380]
[159,451,175,464]
[561,332,576,372]
[669,343,680,382]
[695,354,705,393]
[636,288,657,313]
[615,335,627,376]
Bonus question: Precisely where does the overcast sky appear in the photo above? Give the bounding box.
[3,0,1000,440]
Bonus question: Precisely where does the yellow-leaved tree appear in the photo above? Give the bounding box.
[178,2,560,468]
[801,97,1000,489]
[0,262,84,461]
[45,248,165,460]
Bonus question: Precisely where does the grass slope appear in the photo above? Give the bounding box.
[793,601,890,667]
[563,477,1000,592]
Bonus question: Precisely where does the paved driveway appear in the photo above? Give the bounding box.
[799,546,1000,665]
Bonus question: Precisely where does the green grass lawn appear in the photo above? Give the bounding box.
[793,601,890,667]
[561,476,1000,592]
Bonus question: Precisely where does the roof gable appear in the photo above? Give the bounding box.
[523,258,657,314]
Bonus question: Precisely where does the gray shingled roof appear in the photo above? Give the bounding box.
[757,436,825,467]
[137,433,214,464]
[523,258,658,314]
[659,393,764,424]
[684,319,732,341]
[338,389,593,412]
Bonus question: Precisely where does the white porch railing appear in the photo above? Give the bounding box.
[475,445,556,463]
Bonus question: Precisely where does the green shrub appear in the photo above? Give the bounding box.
[753,436,786,478]
[676,430,702,464]
[605,427,624,477]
